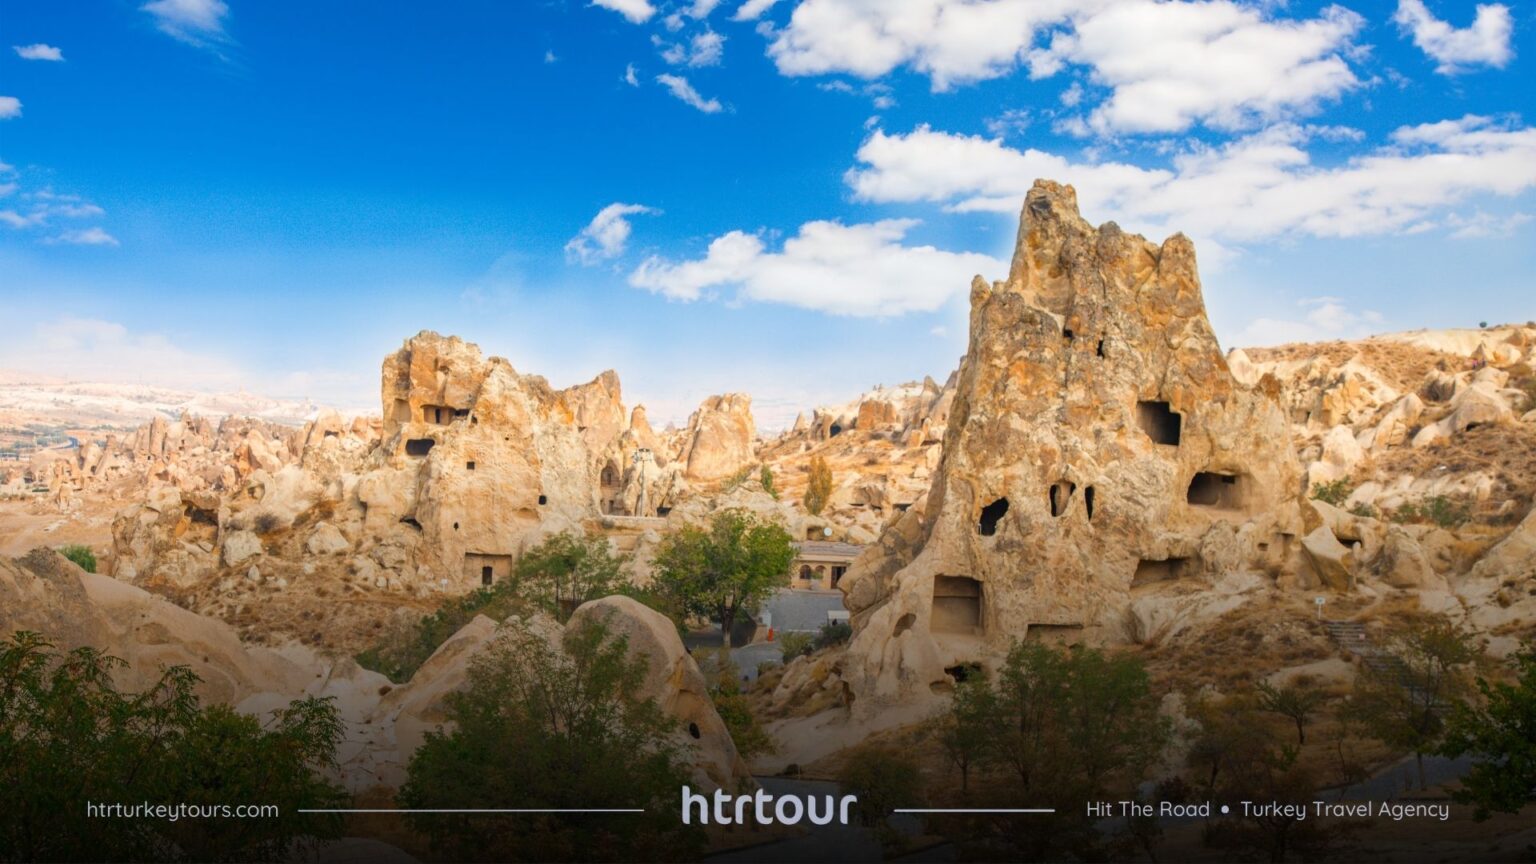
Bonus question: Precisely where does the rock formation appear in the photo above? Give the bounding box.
[837,181,1303,714]
[678,393,756,482]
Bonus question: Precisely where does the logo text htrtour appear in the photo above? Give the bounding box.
[681,786,857,826]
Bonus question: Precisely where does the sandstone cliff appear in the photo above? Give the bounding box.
[837,180,1303,714]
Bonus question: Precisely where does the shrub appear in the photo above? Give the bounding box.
[356,580,530,682]
[779,631,814,660]
[760,465,777,499]
[837,742,923,828]
[1310,477,1352,507]
[57,544,97,573]
[815,620,852,650]
[0,631,346,862]
[1392,495,1472,528]
[252,511,283,535]
[1348,501,1378,519]
[399,620,702,862]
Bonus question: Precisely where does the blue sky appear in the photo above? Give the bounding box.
[1,0,1533,427]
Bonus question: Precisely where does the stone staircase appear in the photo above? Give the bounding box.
[1322,619,1417,692]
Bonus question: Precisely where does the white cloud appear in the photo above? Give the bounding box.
[844,116,1536,249]
[14,43,64,61]
[689,0,724,18]
[623,63,641,86]
[733,0,781,20]
[0,317,244,389]
[765,1,1362,134]
[565,202,659,264]
[1035,2,1363,135]
[49,227,120,246]
[592,0,656,24]
[1229,297,1384,347]
[658,29,726,66]
[141,0,230,48]
[1393,0,1513,74]
[545,49,558,63]
[656,73,724,112]
[984,108,1031,138]
[0,209,39,228]
[1443,210,1532,239]
[0,96,21,119]
[629,218,1004,316]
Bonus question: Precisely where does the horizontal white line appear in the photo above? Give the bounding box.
[893,808,1056,814]
[296,808,646,814]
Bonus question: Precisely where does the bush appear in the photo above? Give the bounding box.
[1310,477,1352,507]
[0,631,346,862]
[779,631,814,660]
[760,465,777,499]
[57,544,96,573]
[815,620,852,650]
[837,742,922,828]
[1392,495,1472,528]
[1348,501,1378,519]
[252,512,283,535]
[399,620,703,862]
[356,580,530,682]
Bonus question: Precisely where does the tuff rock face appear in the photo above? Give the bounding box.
[678,393,756,482]
[838,181,1303,715]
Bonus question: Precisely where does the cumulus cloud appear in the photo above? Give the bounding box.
[1229,297,1385,347]
[733,0,781,20]
[628,218,1004,316]
[14,43,64,61]
[1393,0,1513,74]
[656,73,723,112]
[0,96,21,119]
[141,0,230,48]
[1034,2,1363,135]
[565,203,659,264]
[623,63,641,86]
[844,116,1536,249]
[765,0,1362,134]
[48,227,119,246]
[592,0,657,24]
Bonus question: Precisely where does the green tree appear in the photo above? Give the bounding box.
[0,631,346,863]
[515,531,629,621]
[932,678,996,794]
[803,456,833,515]
[651,509,795,638]
[759,464,777,499]
[57,544,96,573]
[1350,616,1480,789]
[356,579,530,682]
[699,649,773,760]
[1440,651,1536,819]
[837,742,923,832]
[399,619,702,862]
[992,642,1166,798]
[1255,678,1328,744]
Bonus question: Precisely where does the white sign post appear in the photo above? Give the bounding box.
[1314,596,1326,620]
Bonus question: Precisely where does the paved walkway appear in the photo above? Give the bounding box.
[762,588,847,634]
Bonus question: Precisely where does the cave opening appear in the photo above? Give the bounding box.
[1048,481,1076,517]
[1135,400,1182,446]
[978,497,1009,536]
